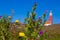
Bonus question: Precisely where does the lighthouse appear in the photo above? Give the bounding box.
[44,10,53,26]
[49,10,52,24]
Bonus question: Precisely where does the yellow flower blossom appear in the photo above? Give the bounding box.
[15,20,19,23]
[19,32,25,37]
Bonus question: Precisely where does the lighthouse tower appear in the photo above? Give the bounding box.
[49,10,52,24]
[44,10,53,26]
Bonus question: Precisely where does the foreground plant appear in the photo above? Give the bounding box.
[0,15,12,40]
[24,3,47,40]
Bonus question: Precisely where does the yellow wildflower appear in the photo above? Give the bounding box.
[19,32,25,37]
[15,20,19,23]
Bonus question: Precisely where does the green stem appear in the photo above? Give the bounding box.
[2,30,5,40]
[1,25,6,40]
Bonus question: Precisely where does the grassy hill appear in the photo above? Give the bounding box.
[10,23,60,40]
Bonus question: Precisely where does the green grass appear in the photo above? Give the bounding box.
[47,34,60,40]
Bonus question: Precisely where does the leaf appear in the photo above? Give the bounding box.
[42,13,46,19]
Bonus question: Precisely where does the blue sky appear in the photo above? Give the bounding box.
[0,0,60,24]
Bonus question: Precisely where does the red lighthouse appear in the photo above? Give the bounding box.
[49,10,52,24]
[44,10,53,26]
